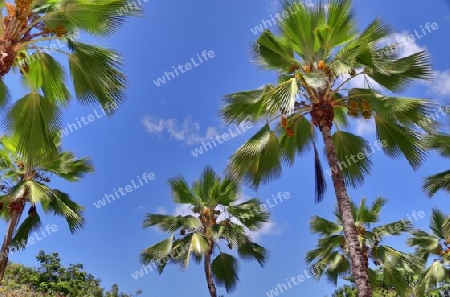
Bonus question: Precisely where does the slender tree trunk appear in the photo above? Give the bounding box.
[0,208,21,283]
[204,239,217,297]
[321,126,372,297]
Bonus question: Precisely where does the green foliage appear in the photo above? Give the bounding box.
[0,135,93,251]
[0,0,141,163]
[0,251,141,297]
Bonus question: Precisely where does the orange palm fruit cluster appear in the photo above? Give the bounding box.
[317,60,324,70]
[347,99,359,116]
[361,99,372,119]
[286,127,294,137]
[55,24,66,37]
[5,3,16,17]
[281,117,293,137]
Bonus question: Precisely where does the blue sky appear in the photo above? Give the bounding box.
[4,0,450,296]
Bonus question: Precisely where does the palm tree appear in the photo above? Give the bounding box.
[423,133,450,197]
[0,0,140,162]
[0,134,93,282]
[408,209,450,296]
[220,1,435,295]
[138,166,269,297]
[306,197,423,296]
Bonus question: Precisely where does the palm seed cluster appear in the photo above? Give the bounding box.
[1,0,67,76]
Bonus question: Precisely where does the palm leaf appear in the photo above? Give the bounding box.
[226,124,283,189]
[331,131,372,187]
[211,253,240,293]
[251,30,297,71]
[10,206,42,251]
[423,170,450,198]
[143,214,201,233]
[221,85,274,124]
[41,189,85,233]
[43,151,94,181]
[313,142,327,202]
[227,198,269,230]
[277,113,313,165]
[22,52,70,105]
[56,0,142,36]
[67,41,125,114]
[139,235,175,267]
[3,93,62,162]
[236,240,268,267]
[310,215,343,235]
[168,175,200,206]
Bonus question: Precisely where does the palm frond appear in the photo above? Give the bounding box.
[142,214,201,233]
[220,85,274,125]
[168,175,200,206]
[211,253,240,293]
[331,131,372,187]
[54,0,142,36]
[22,52,70,105]
[251,30,297,71]
[3,93,62,162]
[423,170,450,198]
[227,198,269,230]
[236,240,268,267]
[10,206,42,251]
[43,151,94,181]
[226,124,283,190]
[310,215,343,235]
[277,113,313,165]
[67,41,125,115]
[41,189,85,233]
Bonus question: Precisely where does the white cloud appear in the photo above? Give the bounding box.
[249,220,286,242]
[173,204,192,216]
[354,118,376,136]
[427,70,450,98]
[155,206,168,215]
[141,116,218,146]
[376,32,426,59]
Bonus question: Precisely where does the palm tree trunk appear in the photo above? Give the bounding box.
[321,126,372,297]
[0,208,21,283]
[204,239,217,297]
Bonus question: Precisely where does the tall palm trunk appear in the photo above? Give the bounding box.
[204,238,217,297]
[0,207,22,283]
[321,126,372,297]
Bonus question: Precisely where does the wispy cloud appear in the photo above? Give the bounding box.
[155,206,168,215]
[427,70,450,98]
[141,116,218,146]
[354,119,376,136]
[378,32,427,58]
[249,220,286,241]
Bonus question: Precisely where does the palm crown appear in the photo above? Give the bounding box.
[139,166,269,296]
[0,0,141,161]
[306,197,423,296]
[221,0,435,198]
[0,134,93,281]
